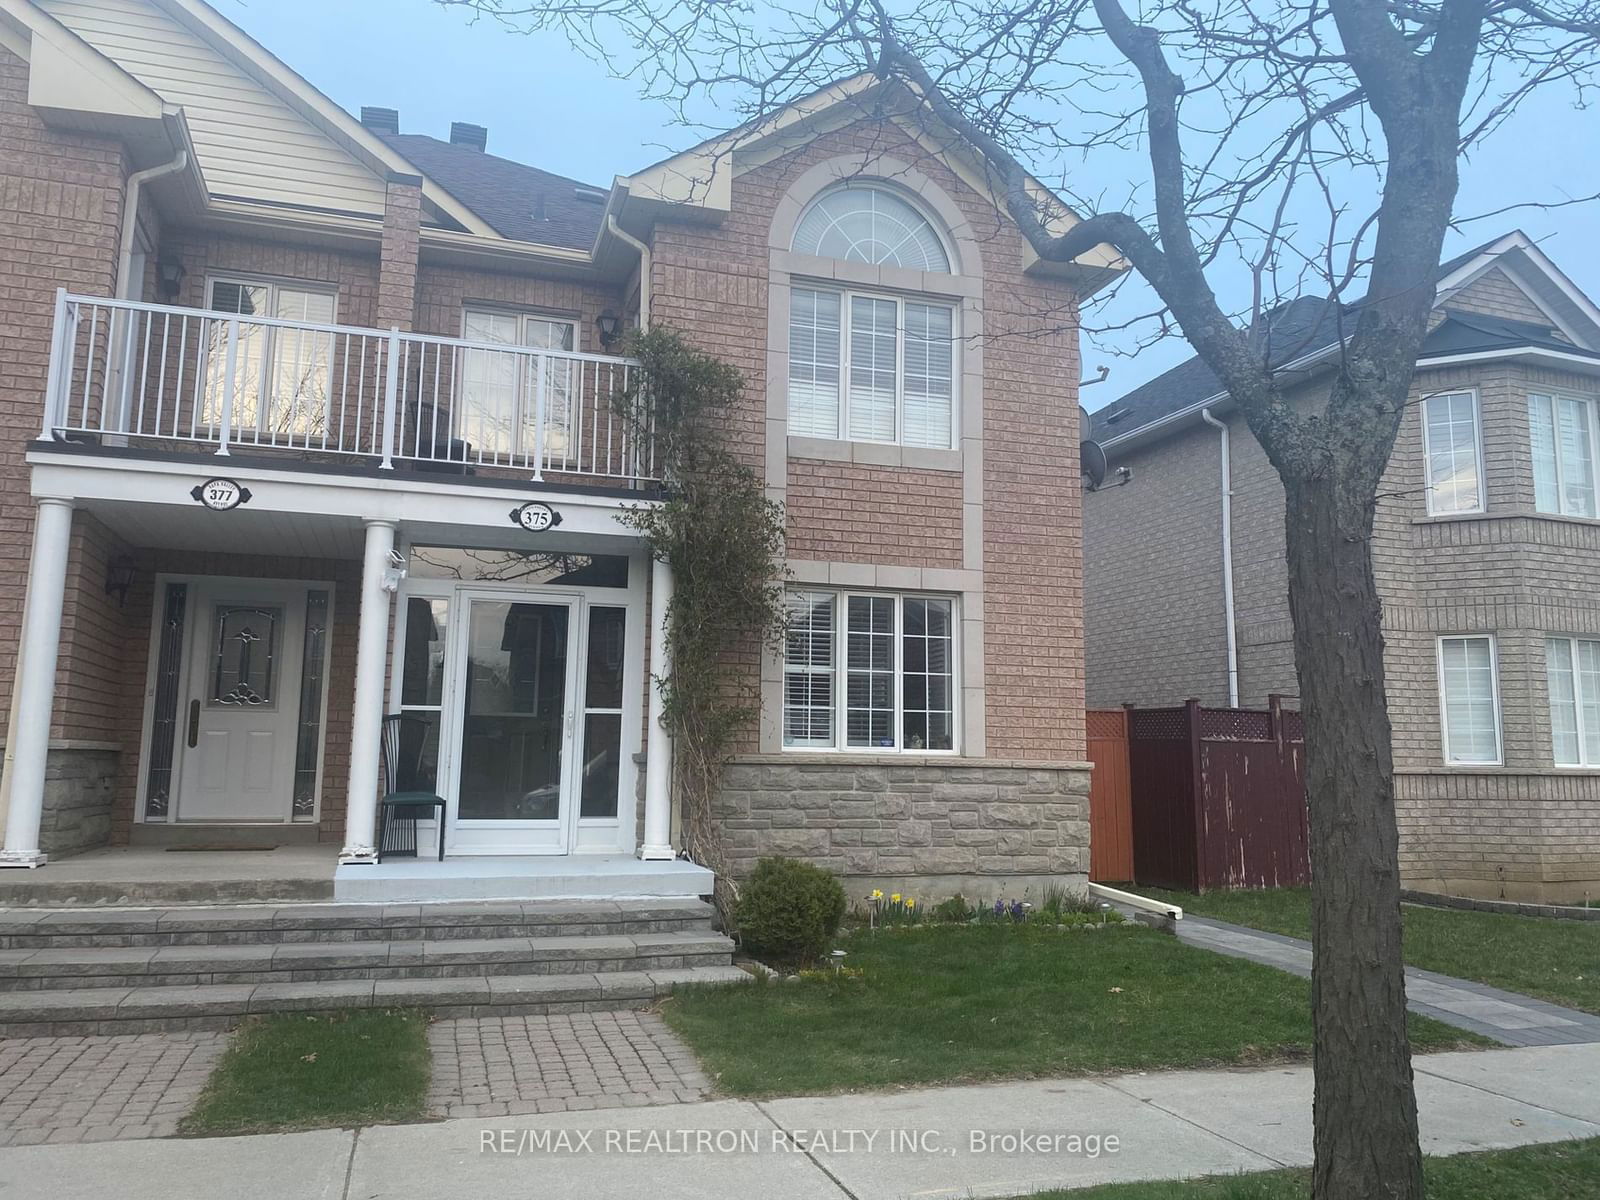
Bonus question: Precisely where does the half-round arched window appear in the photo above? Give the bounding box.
[792,185,952,272]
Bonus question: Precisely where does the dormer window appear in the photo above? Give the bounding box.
[792,184,952,273]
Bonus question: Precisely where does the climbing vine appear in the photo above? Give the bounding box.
[612,327,788,919]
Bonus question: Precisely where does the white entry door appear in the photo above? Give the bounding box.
[444,593,580,854]
[175,582,307,822]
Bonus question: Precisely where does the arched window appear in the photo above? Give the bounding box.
[792,185,952,273]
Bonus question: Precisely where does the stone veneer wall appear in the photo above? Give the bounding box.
[716,758,1091,904]
[21,747,119,859]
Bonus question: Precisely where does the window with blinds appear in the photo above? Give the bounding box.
[1437,635,1502,765]
[1421,391,1483,515]
[788,286,957,448]
[782,589,957,753]
[1546,636,1600,767]
[1528,392,1598,518]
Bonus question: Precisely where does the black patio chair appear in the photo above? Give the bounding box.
[377,714,447,862]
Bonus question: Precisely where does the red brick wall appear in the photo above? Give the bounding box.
[413,264,625,352]
[0,46,128,732]
[647,119,1086,761]
[160,229,382,328]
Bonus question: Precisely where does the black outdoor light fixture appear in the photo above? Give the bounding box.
[595,310,623,349]
[104,555,137,608]
[155,253,186,302]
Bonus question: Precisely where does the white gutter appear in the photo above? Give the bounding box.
[1089,882,1182,921]
[117,151,188,298]
[1200,408,1240,707]
[607,215,651,328]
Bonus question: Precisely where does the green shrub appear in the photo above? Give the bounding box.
[735,857,848,966]
[931,894,975,923]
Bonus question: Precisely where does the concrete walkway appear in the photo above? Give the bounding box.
[1177,916,1600,1047]
[0,1043,1596,1200]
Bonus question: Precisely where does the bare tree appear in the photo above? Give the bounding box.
[441,1,1599,1195]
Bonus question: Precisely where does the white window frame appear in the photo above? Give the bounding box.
[1435,634,1504,766]
[1528,390,1600,518]
[1420,389,1485,516]
[202,274,339,437]
[1544,635,1600,768]
[781,589,960,755]
[458,306,580,463]
[787,284,960,450]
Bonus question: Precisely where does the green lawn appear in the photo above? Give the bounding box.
[181,1009,431,1136]
[1148,887,1600,1014]
[662,924,1481,1098]
[1013,1137,1600,1199]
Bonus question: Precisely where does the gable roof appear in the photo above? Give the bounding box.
[1090,232,1600,446]
[381,133,606,250]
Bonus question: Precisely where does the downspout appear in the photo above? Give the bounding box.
[117,151,188,298]
[1200,408,1240,707]
[606,214,650,328]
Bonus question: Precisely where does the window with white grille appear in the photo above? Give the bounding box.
[1546,636,1600,767]
[1529,392,1599,518]
[792,185,951,272]
[1436,635,1502,765]
[1421,391,1483,515]
[788,287,957,448]
[783,590,956,753]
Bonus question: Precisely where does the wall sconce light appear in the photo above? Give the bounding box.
[104,555,137,608]
[155,254,186,302]
[595,310,623,349]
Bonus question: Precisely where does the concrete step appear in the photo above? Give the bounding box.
[0,964,753,1036]
[0,931,735,991]
[0,899,717,949]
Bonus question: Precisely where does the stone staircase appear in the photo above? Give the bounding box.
[0,899,744,1036]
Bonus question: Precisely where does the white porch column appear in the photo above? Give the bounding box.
[0,498,75,868]
[340,519,396,865]
[639,554,675,860]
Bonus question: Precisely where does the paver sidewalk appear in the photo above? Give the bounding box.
[2,1043,1597,1200]
[1176,915,1600,1046]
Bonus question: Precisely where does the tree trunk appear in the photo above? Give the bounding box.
[1283,470,1423,1200]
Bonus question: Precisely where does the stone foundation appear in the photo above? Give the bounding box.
[716,756,1091,904]
[6,744,121,859]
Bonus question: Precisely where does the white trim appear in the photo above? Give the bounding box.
[781,587,961,756]
[390,551,645,857]
[1435,633,1504,767]
[1543,634,1600,769]
[1420,388,1486,517]
[1528,388,1600,519]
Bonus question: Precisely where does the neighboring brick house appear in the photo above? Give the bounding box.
[1084,232,1600,902]
[0,0,1116,904]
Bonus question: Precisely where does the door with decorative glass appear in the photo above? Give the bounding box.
[175,582,310,821]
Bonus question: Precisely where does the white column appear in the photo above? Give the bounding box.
[0,498,75,868]
[339,520,396,865]
[639,554,675,860]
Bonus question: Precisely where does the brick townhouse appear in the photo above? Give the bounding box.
[1084,232,1600,902]
[0,0,1118,905]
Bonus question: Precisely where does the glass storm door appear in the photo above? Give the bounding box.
[445,595,579,854]
[176,582,307,821]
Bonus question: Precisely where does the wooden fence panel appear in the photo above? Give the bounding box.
[1086,709,1134,882]
[1126,706,1201,891]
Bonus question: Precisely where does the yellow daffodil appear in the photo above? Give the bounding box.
[891,893,901,903]
[906,898,916,908]
[871,889,883,900]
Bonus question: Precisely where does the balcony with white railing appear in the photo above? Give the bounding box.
[38,292,656,486]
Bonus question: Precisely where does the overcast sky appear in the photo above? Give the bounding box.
[220,0,1600,407]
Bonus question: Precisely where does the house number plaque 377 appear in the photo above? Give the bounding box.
[191,478,252,511]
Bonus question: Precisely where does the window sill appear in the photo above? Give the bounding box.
[1412,509,1600,528]
[787,435,962,472]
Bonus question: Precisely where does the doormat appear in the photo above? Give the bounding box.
[164,844,280,852]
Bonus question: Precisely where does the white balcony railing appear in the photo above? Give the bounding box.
[40,291,655,483]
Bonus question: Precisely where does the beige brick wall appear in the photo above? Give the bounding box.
[1085,289,1600,898]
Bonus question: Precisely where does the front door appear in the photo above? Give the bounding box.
[175,582,307,822]
[445,594,579,854]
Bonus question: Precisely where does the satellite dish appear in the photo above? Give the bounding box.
[1081,439,1108,490]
